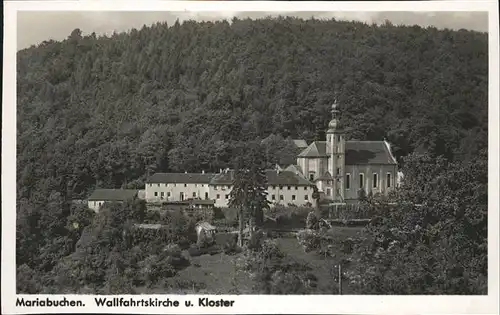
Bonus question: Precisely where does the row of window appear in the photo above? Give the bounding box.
[150,183,206,188]
[345,172,392,190]
[214,194,309,202]
[270,194,309,201]
[149,184,310,191]
[153,191,209,199]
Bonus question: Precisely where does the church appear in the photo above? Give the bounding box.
[88,100,399,211]
[286,99,399,203]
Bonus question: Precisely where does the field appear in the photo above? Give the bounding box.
[139,226,364,294]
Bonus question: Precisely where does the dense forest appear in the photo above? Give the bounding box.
[16,17,488,294]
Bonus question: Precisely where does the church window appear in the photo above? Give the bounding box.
[359,173,365,189]
[292,195,296,201]
[373,173,378,188]
[346,173,351,190]
[387,173,392,188]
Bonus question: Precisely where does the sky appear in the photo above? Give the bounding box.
[17,10,488,50]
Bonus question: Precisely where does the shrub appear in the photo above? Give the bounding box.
[296,229,321,252]
[188,245,203,257]
[247,230,264,251]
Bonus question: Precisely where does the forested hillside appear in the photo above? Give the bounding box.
[16,17,488,293]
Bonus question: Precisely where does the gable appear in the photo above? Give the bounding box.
[297,141,330,158]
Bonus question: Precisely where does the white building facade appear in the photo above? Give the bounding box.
[144,169,316,208]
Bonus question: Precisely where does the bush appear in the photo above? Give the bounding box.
[188,245,203,257]
[187,244,222,257]
[247,230,265,251]
[296,229,321,252]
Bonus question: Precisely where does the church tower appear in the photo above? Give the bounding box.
[326,98,346,202]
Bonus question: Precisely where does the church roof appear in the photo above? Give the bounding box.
[146,173,215,184]
[345,141,397,165]
[297,140,397,165]
[210,169,314,186]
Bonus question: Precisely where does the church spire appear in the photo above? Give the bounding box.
[327,93,342,134]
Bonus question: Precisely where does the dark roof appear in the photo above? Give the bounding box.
[345,141,397,165]
[210,170,314,186]
[147,173,215,184]
[297,140,397,165]
[88,189,138,201]
[266,170,314,186]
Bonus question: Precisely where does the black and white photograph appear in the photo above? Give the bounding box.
[2,1,499,314]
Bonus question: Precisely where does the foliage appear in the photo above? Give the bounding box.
[306,211,318,229]
[266,205,313,229]
[347,151,487,294]
[16,17,487,293]
[229,141,271,245]
[236,239,316,294]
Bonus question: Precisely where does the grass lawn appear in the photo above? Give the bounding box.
[275,226,363,294]
[140,226,364,294]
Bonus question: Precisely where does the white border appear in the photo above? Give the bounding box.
[3,1,499,314]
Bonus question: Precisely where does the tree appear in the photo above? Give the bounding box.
[229,142,270,247]
[347,151,487,294]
